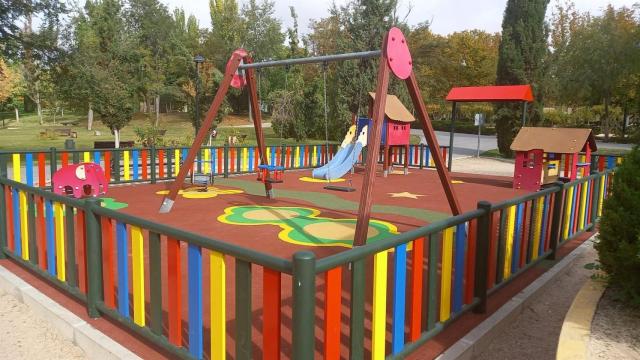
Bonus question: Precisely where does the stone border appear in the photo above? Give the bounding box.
[0,265,141,360]
[436,236,595,360]
[556,277,606,359]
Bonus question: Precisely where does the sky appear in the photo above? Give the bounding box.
[163,0,638,35]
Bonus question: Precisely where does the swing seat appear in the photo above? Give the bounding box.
[324,185,355,192]
[257,165,285,184]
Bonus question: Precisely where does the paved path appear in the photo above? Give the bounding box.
[475,240,598,360]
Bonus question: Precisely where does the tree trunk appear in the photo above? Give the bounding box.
[87,103,94,131]
[155,95,160,126]
[603,97,610,142]
[14,107,19,123]
[114,129,120,148]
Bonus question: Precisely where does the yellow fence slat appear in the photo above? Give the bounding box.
[19,190,29,260]
[440,227,454,321]
[531,197,544,260]
[131,226,145,326]
[503,206,516,279]
[123,150,130,180]
[210,251,226,358]
[54,203,66,281]
[372,250,388,360]
[563,186,574,240]
[83,151,90,163]
[12,154,20,181]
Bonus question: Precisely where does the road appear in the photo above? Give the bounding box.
[411,129,635,159]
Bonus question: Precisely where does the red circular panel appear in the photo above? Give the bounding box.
[385,27,412,80]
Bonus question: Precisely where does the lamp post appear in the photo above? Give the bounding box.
[193,55,205,135]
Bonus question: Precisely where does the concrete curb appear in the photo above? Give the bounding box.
[0,265,141,360]
[436,236,595,360]
[556,277,606,360]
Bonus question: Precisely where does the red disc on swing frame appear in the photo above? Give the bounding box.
[385,27,412,80]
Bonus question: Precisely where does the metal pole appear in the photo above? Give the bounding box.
[448,102,456,171]
[238,50,381,70]
[477,115,481,158]
[548,181,565,260]
[292,251,316,359]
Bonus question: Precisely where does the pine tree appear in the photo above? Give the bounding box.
[495,0,550,157]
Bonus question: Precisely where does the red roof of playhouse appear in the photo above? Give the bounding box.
[510,127,597,154]
[368,92,416,122]
[446,85,534,102]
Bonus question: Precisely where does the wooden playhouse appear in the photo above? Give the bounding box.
[357,92,416,176]
[511,127,597,191]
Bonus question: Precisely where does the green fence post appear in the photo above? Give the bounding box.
[0,151,7,179]
[49,147,57,176]
[84,198,103,319]
[548,181,565,261]
[292,251,316,360]
[419,144,424,169]
[150,146,157,184]
[473,200,492,314]
[223,143,229,178]
[281,145,286,167]
[590,173,601,227]
[112,149,121,182]
[350,259,365,359]
[0,182,6,259]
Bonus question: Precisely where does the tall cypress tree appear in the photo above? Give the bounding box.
[495,0,550,156]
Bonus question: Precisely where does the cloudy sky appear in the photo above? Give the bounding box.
[163,0,638,35]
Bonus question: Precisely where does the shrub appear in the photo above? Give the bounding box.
[596,146,640,305]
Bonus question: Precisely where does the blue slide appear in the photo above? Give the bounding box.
[313,143,364,180]
[311,143,355,179]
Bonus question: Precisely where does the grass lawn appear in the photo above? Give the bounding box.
[0,111,336,151]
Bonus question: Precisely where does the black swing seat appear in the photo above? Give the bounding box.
[189,173,214,191]
[324,185,355,192]
[265,178,283,184]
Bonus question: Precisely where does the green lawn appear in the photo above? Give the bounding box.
[0,112,334,151]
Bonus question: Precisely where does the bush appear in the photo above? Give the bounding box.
[596,146,640,305]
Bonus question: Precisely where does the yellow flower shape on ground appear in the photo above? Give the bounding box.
[156,186,244,199]
[298,176,346,183]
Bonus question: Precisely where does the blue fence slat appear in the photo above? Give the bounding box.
[25,153,34,186]
[45,200,56,276]
[453,223,466,313]
[539,195,550,256]
[132,150,139,180]
[188,244,203,358]
[249,147,254,172]
[512,203,524,274]
[392,243,407,354]
[94,151,101,165]
[424,147,430,167]
[116,221,129,317]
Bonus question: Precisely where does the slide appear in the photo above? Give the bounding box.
[313,126,368,180]
[311,125,357,179]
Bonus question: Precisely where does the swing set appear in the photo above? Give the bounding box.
[159,27,462,247]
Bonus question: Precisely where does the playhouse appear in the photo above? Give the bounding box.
[357,92,416,176]
[511,127,597,191]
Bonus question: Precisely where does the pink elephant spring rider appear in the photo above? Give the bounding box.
[52,163,108,198]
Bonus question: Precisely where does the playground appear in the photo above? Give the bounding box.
[109,166,526,259]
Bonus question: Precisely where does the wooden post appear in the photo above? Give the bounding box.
[160,50,245,212]
[353,34,391,247]
[406,72,462,215]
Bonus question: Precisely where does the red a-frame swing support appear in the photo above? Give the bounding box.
[159,27,461,247]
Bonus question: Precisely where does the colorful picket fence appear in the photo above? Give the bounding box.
[0,164,616,359]
[1,143,460,187]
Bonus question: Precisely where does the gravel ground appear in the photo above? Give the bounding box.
[0,291,86,360]
[588,288,640,359]
[452,156,515,177]
[475,241,598,360]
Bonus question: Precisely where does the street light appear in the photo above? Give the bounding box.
[193,55,205,135]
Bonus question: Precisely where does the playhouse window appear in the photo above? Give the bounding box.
[527,152,536,168]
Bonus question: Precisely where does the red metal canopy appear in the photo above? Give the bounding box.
[446,85,534,102]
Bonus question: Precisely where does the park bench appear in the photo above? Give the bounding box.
[40,128,78,138]
[60,120,80,126]
[93,141,135,149]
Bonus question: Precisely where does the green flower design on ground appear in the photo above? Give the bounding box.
[100,197,128,210]
[218,205,399,248]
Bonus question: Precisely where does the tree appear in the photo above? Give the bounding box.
[556,5,639,140]
[495,0,550,157]
[0,58,25,122]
